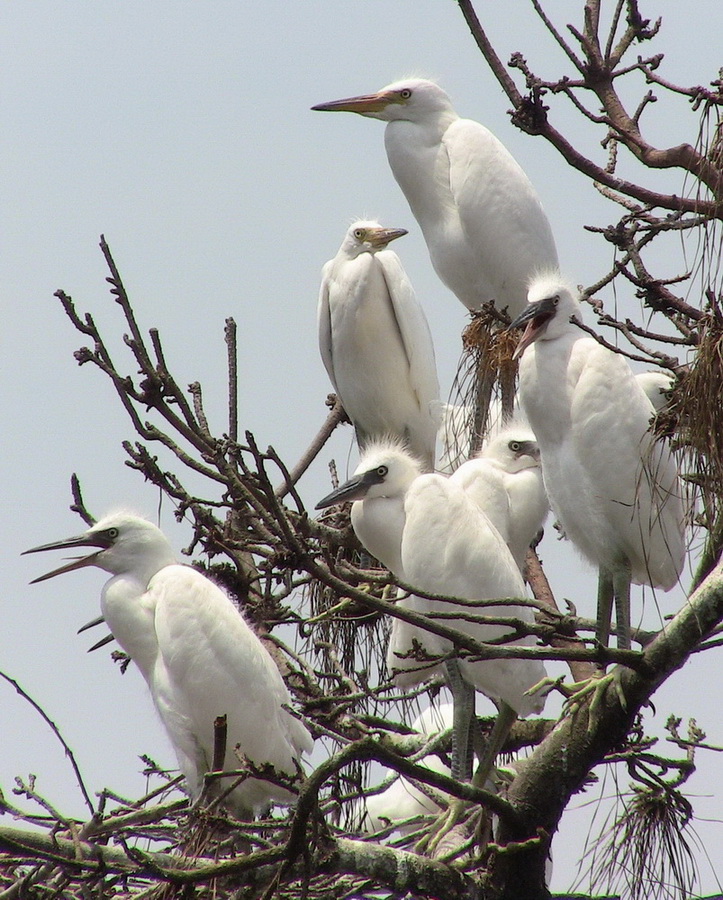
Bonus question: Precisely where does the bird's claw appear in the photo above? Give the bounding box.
[415,799,465,858]
[524,675,559,700]
[528,670,627,730]
[562,669,627,730]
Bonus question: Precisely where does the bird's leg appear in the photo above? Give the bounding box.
[418,682,518,860]
[562,557,633,724]
[596,566,614,648]
[472,701,517,792]
[552,566,627,726]
[612,558,632,650]
[462,701,518,860]
[415,661,475,857]
[445,659,475,781]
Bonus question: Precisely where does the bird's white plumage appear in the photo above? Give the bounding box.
[318,443,546,715]
[635,370,675,413]
[363,703,452,835]
[318,221,440,469]
[314,80,559,316]
[399,470,546,716]
[27,514,313,817]
[452,426,549,571]
[514,274,685,592]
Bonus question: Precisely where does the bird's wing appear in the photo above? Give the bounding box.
[402,475,524,606]
[401,475,545,714]
[450,458,511,544]
[377,251,440,416]
[567,340,685,587]
[150,566,312,777]
[443,119,558,302]
[317,264,337,389]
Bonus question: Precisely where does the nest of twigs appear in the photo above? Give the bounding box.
[442,306,521,469]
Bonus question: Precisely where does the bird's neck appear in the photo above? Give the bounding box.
[384,119,457,226]
[519,335,578,444]
[100,571,163,679]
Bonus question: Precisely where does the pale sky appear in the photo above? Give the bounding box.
[2,3,722,893]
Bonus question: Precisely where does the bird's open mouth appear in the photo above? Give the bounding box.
[509,298,557,359]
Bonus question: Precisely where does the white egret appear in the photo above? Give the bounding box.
[363,703,453,836]
[316,443,546,784]
[452,426,549,572]
[24,513,313,818]
[318,220,440,470]
[636,370,675,413]
[510,274,686,649]
[313,79,558,318]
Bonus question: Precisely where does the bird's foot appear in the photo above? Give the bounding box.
[563,670,627,730]
[415,799,467,859]
[530,670,627,730]
[415,801,491,863]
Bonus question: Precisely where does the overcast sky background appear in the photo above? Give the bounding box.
[2,2,722,894]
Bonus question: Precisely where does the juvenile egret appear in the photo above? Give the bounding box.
[318,220,440,470]
[510,275,686,649]
[636,370,675,413]
[25,513,313,818]
[452,426,549,572]
[363,703,453,836]
[317,443,546,783]
[313,79,558,318]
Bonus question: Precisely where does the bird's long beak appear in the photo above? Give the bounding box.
[23,532,112,584]
[77,614,105,635]
[316,468,386,510]
[311,90,395,116]
[368,227,408,249]
[509,297,558,360]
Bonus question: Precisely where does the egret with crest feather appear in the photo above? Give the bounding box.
[318,220,440,469]
[510,274,686,649]
[452,426,549,573]
[316,442,546,787]
[24,513,313,818]
[313,79,558,318]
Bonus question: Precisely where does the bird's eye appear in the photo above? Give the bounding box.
[376,465,389,477]
[105,527,119,539]
[399,88,412,100]
[353,228,365,240]
[509,441,521,452]
[552,295,560,305]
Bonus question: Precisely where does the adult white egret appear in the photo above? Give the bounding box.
[318,220,440,470]
[316,443,546,784]
[313,79,558,318]
[452,426,549,572]
[24,513,313,818]
[510,274,686,649]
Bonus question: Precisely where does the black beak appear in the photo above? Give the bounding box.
[316,468,386,510]
[508,296,558,360]
[23,532,113,584]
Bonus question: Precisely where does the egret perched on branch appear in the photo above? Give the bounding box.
[318,220,440,470]
[313,79,558,318]
[316,442,546,785]
[510,274,686,649]
[24,513,313,818]
[452,426,549,573]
